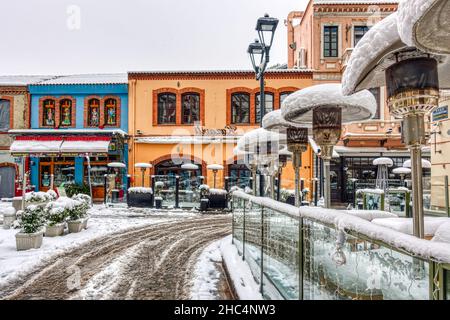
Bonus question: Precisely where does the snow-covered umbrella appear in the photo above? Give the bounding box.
[207,164,224,189]
[393,167,412,183]
[281,84,376,208]
[341,11,449,239]
[397,0,450,54]
[403,159,431,169]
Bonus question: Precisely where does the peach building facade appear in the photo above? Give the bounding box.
[285,0,431,204]
[128,70,314,193]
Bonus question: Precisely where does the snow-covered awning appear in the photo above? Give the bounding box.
[10,137,62,156]
[59,137,111,155]
[10,136,111,157]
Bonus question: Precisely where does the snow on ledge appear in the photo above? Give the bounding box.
[231,190,450,263]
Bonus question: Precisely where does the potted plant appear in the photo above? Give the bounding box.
[208,188,228,209]
[1,206,16,230]
[43,202,67,237]
[72,194,92,229]
[199,184,210,211]
[154,181,164,209]
[15,205,45,251]
[24,191,52,208]
[127,187,153,208]
[301,188,310,206]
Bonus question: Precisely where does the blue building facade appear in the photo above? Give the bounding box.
[10,74,128,200]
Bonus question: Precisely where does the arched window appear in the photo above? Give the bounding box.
[0,99,11,131]
[42,99,56,127]
[181,93,200,124]
[158,93,176,124]
[279,92,293,105]
[104,98,118,126]
[255,92,274,123]
[59,99,73,126]
[231,93,250,124]
[87,98,101,126]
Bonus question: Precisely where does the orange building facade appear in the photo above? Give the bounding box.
[128,70,314,192]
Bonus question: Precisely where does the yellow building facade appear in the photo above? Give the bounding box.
[128,70,314,193]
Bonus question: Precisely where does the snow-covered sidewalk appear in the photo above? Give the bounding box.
[0,204,198,289]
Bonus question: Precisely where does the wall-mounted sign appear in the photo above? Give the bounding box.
[195,125,237,136]
[432,105,448,122]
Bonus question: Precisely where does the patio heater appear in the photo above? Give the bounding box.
[237,128,283,198]
[373,157,394,194]
[342,10,450,238]
[107,162,126,203]
[135,163,152,187]
[282,84,376,208]
[263,109,309,206]
[206,164,224,189]
[393,167,411,186]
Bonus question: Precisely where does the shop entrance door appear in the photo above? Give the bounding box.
[0,166,15,198]
[39,158,75,191]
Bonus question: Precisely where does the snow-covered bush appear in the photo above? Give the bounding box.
[199,184,210,198]
[52,197,89,221]
[44,202,67,226]
[154,181,164,197]
[46,189,58,201]
[19,205,45,233]
[25,191,51,203]
[128,187,153,194]
[280,189,294,202]
[72,193,92,207]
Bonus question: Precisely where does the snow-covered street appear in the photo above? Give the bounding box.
[0,205,232,300]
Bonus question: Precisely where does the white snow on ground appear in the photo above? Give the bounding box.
[190,238,225,300]
[73,241,148,300]
[191,235,263,300]
[0,204,198,288]
[220,236,263,300]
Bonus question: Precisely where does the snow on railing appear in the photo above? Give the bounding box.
[232,190,450,264]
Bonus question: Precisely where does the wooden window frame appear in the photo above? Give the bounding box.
[84,96,103,128]
[0,96,14,133]
[102,96,121,128]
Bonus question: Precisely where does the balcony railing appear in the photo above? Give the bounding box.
[231,190,450,300]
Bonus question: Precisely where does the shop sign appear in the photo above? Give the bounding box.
[432,105,448,122]
[195,125,237,136]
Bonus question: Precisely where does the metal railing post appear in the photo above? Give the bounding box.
[299,213,304,300]
[445,175,449,217]
[242,199,246,261]
[151,175,155,207]
[103,174,107,205]
[225,176,229,192]
[175,175,180,208]
[260,205,264,295]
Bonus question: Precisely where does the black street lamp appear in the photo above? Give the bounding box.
[248,13,279,126]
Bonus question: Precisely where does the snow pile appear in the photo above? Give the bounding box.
[281,83,377,124]
[345,210,398,221]
[432,222,450,243]
[372,217,450,237]
[128,187,153,194]
[206,164,224,171]
[342,13,401,95]
[237,128,285,152]
[190,238,225,300]
[356,188,385,195]
[181,163,199,170]
[134,163,152,168]
[219,235,263,300]
[373,157,394,166]
[0,206,16,216]
[209,189,227,196]
[393,167,411,174]
[397,0,434,47]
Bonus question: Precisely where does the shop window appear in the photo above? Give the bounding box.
[280,92,293,106]
[228,163,251,189]
[0,99,11,131]
[158,93,177,124]
[105,98,118,126]
[255,92,274,123]
[88,98,101,126]
[231,93,250,124]
[323,26,339,58]
[181,93,200,124]
[59,99,73,127]
[42,99,56,127]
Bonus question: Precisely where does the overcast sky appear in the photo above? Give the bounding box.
[0,0,309,75]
